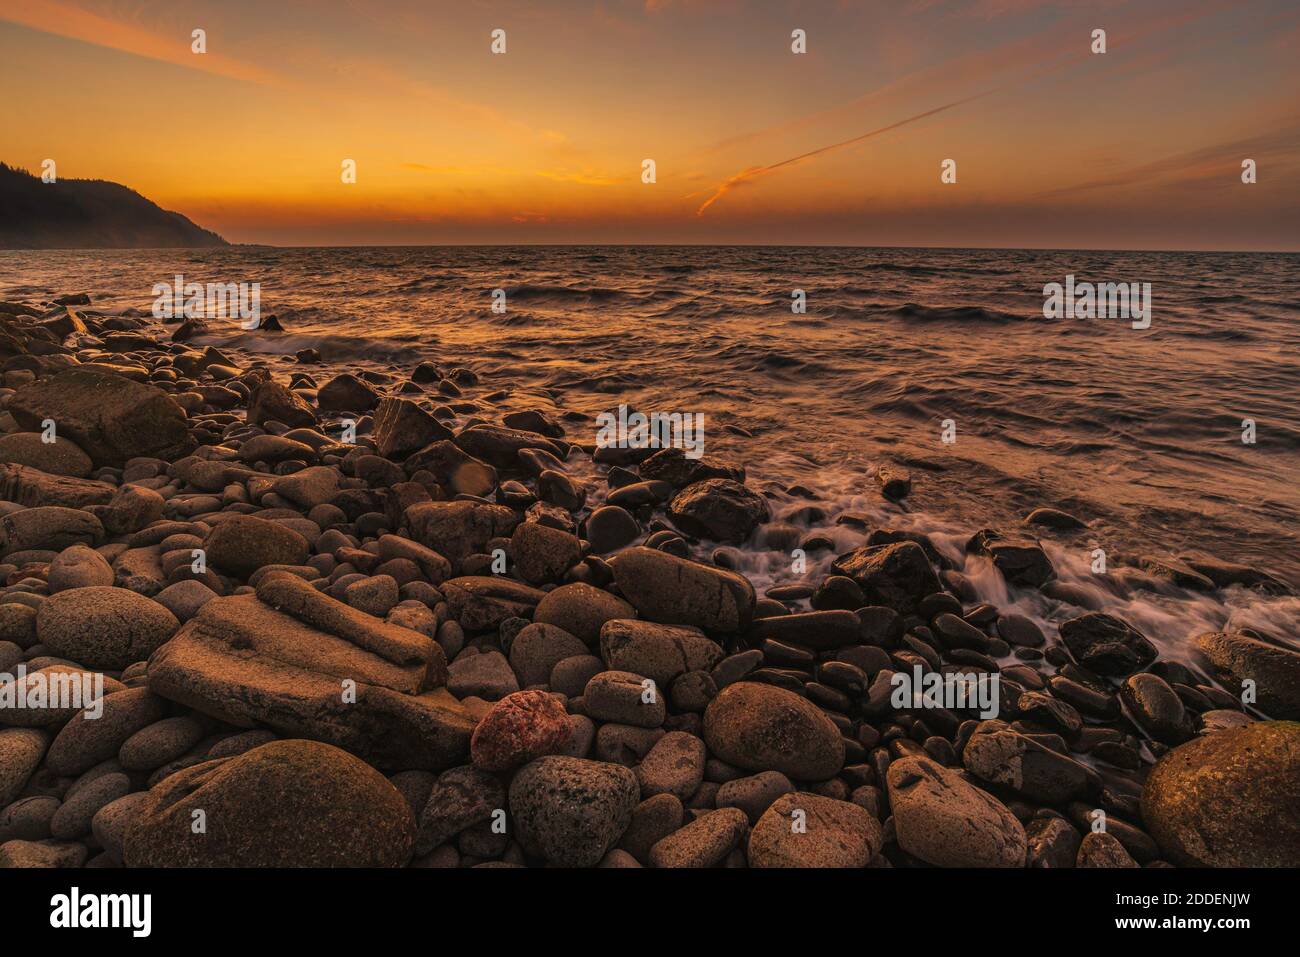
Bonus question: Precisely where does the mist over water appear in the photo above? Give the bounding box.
[3,245,1297,664]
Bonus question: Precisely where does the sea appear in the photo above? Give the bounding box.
[2,245,1297,668]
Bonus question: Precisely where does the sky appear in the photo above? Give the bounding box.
[1,0,1297,249]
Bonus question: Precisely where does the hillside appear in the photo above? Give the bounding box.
[0,162,228,249]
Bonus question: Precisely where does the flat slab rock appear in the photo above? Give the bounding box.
[146,592,471,771]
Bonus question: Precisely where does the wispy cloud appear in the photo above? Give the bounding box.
[0,0,278,84]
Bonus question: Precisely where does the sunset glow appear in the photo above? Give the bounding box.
[2,0,1297,248]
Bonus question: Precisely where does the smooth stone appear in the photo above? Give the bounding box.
[748,791,882,868]
[703,682,844,780]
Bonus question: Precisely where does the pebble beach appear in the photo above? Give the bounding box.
[0,290,1297,870]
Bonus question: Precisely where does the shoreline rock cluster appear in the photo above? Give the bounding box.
[0,295,1297,869]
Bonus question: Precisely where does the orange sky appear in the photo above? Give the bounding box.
[2,0,1297,248]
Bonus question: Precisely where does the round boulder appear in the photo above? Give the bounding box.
[703,681,845,780]
[124,739,415,867]
[1141,720,1299,867]
[36,586,178,670]
[508,756,639,867]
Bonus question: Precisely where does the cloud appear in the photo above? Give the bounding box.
[696,93,988,215]
[0,0,278,85]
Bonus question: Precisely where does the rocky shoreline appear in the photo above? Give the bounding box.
[0,294,1296,869]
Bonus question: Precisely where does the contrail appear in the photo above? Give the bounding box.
[696,92,991,216]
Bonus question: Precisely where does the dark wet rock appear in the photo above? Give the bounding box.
[609,546,755,635]
[668,479,770,544]
[248,378,318,429]
[966,530,1055,587]
[1120,673,1194,743]
[703,682,844,780]
[600,619,723,687]
[124,739,414,866]
[1142,720,1299,867]
[962,720,1098,804]
[1025,813,1082,867]
[876,466,912,502]
[1025,507,1085,530]
[36,585,178,670]
[585,505,640,554]
[454,425,564,470]
[618,793,684,863]
[1059,613,1158,677]
[1137,557,1215,592]
[831,541,942,615]
[747,609,860,652]
[997,613,1045,647]
[471,690,571,772]
[1195,631,1300,720]
[9,367,194,467]
[810,575,865,611]
[748,791,881,868]
[372,397,453,459]
[318,373,381,412]
[1183,559,1290,595]
[887,754,1026,867]
[638,448,744,487]
[508,756,639,867]
[0,432,92,478]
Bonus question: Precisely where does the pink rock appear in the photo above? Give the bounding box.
[470,690,571,772]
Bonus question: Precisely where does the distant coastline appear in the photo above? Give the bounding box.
[0,162,226,250]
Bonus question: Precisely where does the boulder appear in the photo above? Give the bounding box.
[703,682,844,780]
[9,368,193,466]
[0,464,115,509]
[668,479,770,544]
[145,592,467,770]
[0,432,92,477]
[247,378,317,429]
[37,586,178,670]
[599,619,723,687]
[1058,613,1158,676]
[405,501,517,566]
[887,754,1026,867]
[608,547,755,634]
[534,583,636,645]
[0,506,103,557]
[124,740,414,866]
[372,397,453,459]
[317,373,381,412]
[203,515,309,578]
[748,791,882,868]
[442,577,546,631]
[830,541,941,615]
[1141,720,1299,867]
[1195,631,1300,719]
[508,756,639,867]
[470,690,571,772]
